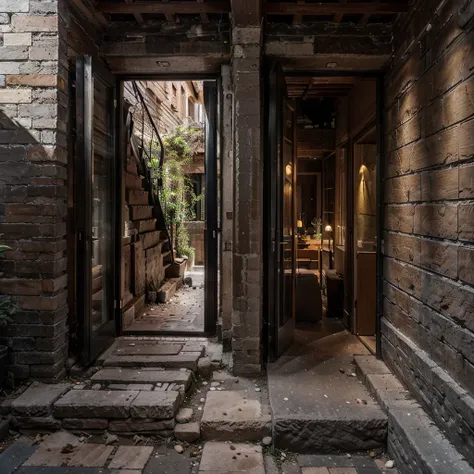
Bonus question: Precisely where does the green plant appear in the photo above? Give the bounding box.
[148,123,203,257]
[0,244,17,328]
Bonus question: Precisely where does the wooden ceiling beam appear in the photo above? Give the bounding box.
[198,0,209,23]
[230,0,262,26]
[97,1,231,15]
[264,2,408,15]
[162,0,176,22]
[333,0,346,23]
[125,0,144,24]
[293,0,304,25]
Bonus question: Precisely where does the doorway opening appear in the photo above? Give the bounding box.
[265,66,382,362]
[119,78,219,337]
[69,61,220,366]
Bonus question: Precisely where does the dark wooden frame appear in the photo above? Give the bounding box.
[116,74,220,337]
[76,56,118,365]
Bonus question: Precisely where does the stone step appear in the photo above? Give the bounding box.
[200,390,272,442]
[140,230,161,249]
[91,368,193,390]
[127,189,149,205]
[157,277,183,303]
[268,354,388,453]
[135,218,157,234]
[130,205,153,221]
[101,353,201,371]
[53,390,181,420]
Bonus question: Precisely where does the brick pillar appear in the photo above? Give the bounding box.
[0,0,69,382]
[231,27,262,374]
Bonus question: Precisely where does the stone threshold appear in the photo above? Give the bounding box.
[354,355,474,474]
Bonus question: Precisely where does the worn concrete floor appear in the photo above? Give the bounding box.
[128,266,205,333]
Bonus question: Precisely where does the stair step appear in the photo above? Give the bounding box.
[127,189,149,205]
[157,277,182,303]
[130,205,153,221]
[135,218,157,234]
[201,390,272,441]
[125,172,142,190]
[91,368,193,390]
[141,230,161,249]
[53,389,181,421]
[102,353,201,371]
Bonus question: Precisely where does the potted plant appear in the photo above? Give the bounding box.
[0,244,16,388]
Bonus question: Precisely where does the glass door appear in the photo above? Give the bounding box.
[265,62,296,360]
[76,56,117,365]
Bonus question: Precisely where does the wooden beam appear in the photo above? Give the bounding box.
[264,2,408,15]
[162,0,176,23]
[97,1,231,15]
[230,0,262,26]
[293,0,304,25]
[198,0,209,23]
[125,0,144,24]
[302,78,313,100]
[333,0,347,23]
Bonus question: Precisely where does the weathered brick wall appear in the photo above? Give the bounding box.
[0,0,68,382]
[382,0,474,462]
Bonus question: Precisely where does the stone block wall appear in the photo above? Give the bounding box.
[382,0,474,463]
[184,221,204,265]
[0,0,69,382]
[231,27,262,374]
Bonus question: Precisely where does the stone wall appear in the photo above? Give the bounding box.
[0,0,68,382]
[231,27,262,374]
[184,221,204,265]
[382,0,474,463]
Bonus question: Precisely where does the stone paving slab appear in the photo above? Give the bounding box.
[102,354,200,370]
[108,446,153,470]
[11,383,71,417]
[67,444,114,467]
[142,446,194,474]
[0,437,36,474]
[53,390,138,419]
[23,432,80,467]
[297,456,379,469]
[130,391,181,419]
[91,367,192,388]
[114,344,183,356]
[201,390,271,441]
[198,442,265,474]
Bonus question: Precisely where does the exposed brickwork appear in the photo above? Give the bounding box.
[0,0,68,382]
[231,27,262,374]
[382,0,474,463]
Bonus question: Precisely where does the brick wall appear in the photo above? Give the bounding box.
[0,0,68,382]
[382,0,474,462]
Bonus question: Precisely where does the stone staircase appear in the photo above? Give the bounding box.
[1,337,210,438]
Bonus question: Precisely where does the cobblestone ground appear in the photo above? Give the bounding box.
[0,434,399,474]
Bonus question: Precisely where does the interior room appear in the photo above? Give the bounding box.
[285,75,378,354]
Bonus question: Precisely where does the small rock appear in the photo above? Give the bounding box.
[350,372,357,377]
[176,408,193,424]
[356,398,368,405]
[198,358,212,378]
[369,450,376,458]
[210,382,220,387]
[174,445,184,454]
[202,381,208,386]
[255,387,261,392]
[234,378,239,383]
[283,397,288,401]
[105,433,118,445]
[385,460,395,468]
[230,445,236,450]
[262,436,272,446]
[184,277,193,286]
[200,398,205,403]
[339,368,345,374]
[61,443,75,454]
[210,387,216,391]
[91,384,101,390]
[346,453,351,458]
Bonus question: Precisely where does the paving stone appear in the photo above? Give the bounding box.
[297,455,378,469]
[0,436,36,474]
[174,422,200,442]
[126,384,154,391]
[281,460,301,474]
[302,468,330,474]
[61,418,109,431]
[102,354,200,370]
[143,446,192,474]
[201,391,271,441]
[92,367,192,389]
[23,432,80,467]
[354,356,391,383]
[198,442,265,473]
[114,343,183,356]
[12,415,61,430]
[11,383,70,416]
[53,390,138,419]
[108,446,153,470]
[108,418,175,433]
[264,454,279,474]
[327,469,356,474]
[176,407,193,423]
[130,391,181,419]
[67,444,114,467]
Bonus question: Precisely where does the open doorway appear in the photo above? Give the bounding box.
[265,67,381,360]
[119,79,219,336]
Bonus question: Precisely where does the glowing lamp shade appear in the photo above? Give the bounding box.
[325,225,333,232]
[297,220,303,228]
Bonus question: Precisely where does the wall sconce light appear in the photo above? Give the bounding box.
[285,164,292,176]
[325,225,333,232]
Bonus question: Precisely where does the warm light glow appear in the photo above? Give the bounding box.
[325,225,333,232]
[285,164,292,176]
[297,220,303,228]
